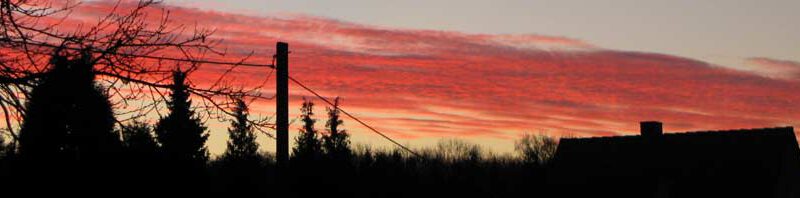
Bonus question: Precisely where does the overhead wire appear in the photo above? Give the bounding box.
[288,75,421,157]
[3,39,421,157]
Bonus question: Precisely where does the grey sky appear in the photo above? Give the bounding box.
[169,0,799,69]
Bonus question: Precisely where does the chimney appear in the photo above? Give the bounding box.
[640,121,663,137]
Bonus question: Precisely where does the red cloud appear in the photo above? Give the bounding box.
[48,1,800,152]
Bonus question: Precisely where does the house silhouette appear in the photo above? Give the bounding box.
[547,121,800,198]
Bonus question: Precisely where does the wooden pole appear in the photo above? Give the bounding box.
[276,42,289,167]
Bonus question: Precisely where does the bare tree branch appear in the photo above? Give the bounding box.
[0,0,277,145]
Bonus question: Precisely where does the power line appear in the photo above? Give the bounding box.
[2,39,275,68]
[288,75,421,157]
[5,39,420,156]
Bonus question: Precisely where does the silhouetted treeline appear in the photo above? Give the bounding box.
[0,1,561,196]
[205,98,557,197]
[0,51,557,197]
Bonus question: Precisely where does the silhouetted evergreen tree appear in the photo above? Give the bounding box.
[289,98,325,197]
[321,97,354,196]
[15,49,122,192]
[323,97,351,160]
[18,50,121,160]
[155,70,209,165]
[153,70,209,192]
[292,98,322,162]
[214,98,266,193]
[222,98,259,162]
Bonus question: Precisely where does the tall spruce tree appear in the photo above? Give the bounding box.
[292,98,322,162]
[18,49,120,161]
[323,97,351,160]
[222,98,259,162]
[155,71,209,166]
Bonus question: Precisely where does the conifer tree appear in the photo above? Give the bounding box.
[18,50,121,161]
[323,97,351,160]
[155,70,209,166]
[321,98,353,196]
[15,49,122,191]
[292,98,322,162]
[222,98,259,162]
[216,98,264,193]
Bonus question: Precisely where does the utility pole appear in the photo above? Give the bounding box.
[276,42,289,168]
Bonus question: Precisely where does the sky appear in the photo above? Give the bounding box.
[71,0,800,155]
[168,0,799,71]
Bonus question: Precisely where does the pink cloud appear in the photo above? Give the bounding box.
[745,57,800,80]
[42,1,800,147]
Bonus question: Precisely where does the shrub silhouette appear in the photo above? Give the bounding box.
[0,134,10,170]
[0,134,8,160]
[121,121,159,157]
[430,138,483,163]
[0,133,9,193]
[119,120,163,191]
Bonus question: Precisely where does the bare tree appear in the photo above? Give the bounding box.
[431,139,483,163]
[0,0,275,146]
[514,133,558,165]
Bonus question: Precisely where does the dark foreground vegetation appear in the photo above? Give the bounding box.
[0,72,558,196]
[2,1,797,198]
[0,1,562,196]
[0,80,558,196]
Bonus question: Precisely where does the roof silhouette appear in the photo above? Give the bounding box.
[547,122,800,198]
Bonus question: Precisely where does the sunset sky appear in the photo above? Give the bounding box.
[74,0,799,155]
